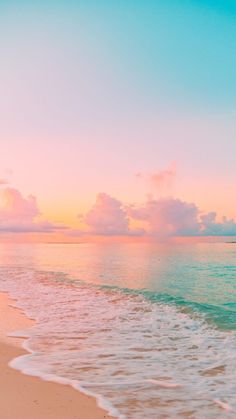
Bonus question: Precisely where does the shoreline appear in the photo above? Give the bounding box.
[0,292,113,419]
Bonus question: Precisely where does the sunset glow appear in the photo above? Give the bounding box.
[1,1,235,241]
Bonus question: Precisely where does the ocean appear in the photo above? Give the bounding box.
[0,242,235,418]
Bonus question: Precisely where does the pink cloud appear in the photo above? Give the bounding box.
[129,197,236,237]
[84,193,131,235]
[136,163,176,194]
[0,187,66,233]
[200,212,236,236]
[149,164,176,189]
[129,197,200,236]
[76,192,236,238]
[0,178,8,186]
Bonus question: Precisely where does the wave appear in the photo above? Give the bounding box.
[100,285,236,330]
[1,266,236,418]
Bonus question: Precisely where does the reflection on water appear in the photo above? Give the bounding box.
[1,242,236,303]
[0,243,236,418]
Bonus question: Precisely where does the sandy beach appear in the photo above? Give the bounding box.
[0,292,112,419]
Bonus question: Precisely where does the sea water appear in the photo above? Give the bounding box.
[0,242,235,418]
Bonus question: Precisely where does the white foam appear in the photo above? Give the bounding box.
[214,399,235,413]
[1,266,236,418]
[146,379,183,388]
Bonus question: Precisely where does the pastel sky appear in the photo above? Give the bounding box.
[0,1,236,240]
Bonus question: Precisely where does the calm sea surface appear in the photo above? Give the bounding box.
[0,242,235,418]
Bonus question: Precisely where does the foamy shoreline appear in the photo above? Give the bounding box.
[0,291,113,419]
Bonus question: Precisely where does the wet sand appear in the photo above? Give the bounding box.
[0,292,112,419]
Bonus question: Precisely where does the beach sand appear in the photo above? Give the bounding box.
[0,292,112,419]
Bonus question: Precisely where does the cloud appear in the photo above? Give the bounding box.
[136,163,176,193]
[76,192,236,238]
[200,212,236,236]
[0,187,66,233]
[129,197,236,237]
[2,185,235,238]
[84,193,131,236]
[149,164,176,189]
[129,197,200,236]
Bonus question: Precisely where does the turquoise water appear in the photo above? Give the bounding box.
[0,242,235,417]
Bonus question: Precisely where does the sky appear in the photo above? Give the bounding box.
[0,0,236,240]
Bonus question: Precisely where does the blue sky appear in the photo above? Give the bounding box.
[1,0,235,114]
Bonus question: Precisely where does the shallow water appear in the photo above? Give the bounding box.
[0,242,235,418]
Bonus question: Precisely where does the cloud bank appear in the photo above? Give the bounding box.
[1,186,235,238]
[200,212,236,236]
[129,197,236,237]
[129,198,200,236]
[0,187,66,233]
[82,195,236,237]
[84,193,131,235]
